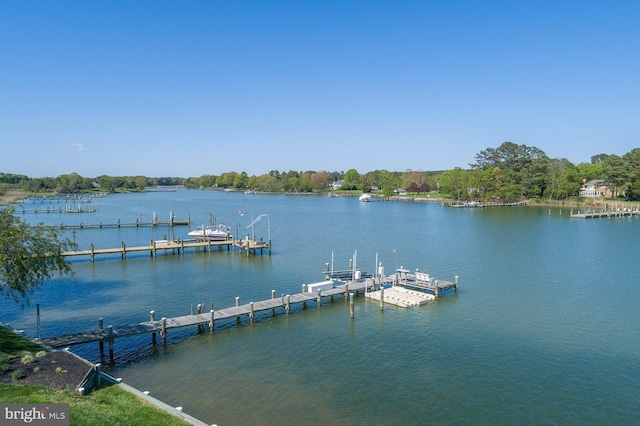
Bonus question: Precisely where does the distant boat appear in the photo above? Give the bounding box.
[188,224,230,241]
[359,194,372,202]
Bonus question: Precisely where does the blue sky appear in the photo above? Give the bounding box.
[1,1,639,178]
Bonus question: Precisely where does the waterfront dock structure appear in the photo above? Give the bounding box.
[449,200,529,208]
[40,268,458,362]
[365,269,458,307]
[62,236,270,261]
[394,269,459,297]
[40,213,191,229]
[569,209,640,219]
[19,205,100,214]
[365,286,435,307]
[40,280,368,362]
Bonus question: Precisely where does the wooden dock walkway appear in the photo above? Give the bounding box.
[44,216,190,229]
[385,269,458,297]
[62,237,270,261]
[19,206,99,214]
[394,271,459,297]
[40,269,459,362]
[449,201,529,208]
[570,210,640,219]
[40,280,369,362]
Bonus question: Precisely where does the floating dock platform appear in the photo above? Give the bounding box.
[365,286,435,307]
[365,269,458,307]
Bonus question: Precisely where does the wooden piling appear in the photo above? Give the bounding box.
[107,326,114,364]
[455,276,459,293]
[34,303,40,341]
[98,318,104,356]
[150,311,156,346]
[316,290,322,307]
[380,286,384,311]
[209,308,215,333]
[161,317,167,345]
[94,363,102,387]
[285,295,291,313]
[249,302,254,322]
[349,293,355,319]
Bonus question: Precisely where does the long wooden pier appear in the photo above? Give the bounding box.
[40,280,369,362]
[19,206,99,214]
[570,209,640,219]
[48,216,190,229]
[449,201,529,208]
[39,267,459,364]
[62,237,270,261]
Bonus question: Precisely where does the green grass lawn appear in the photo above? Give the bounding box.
[0,384,190,426]
[0,326,190,426]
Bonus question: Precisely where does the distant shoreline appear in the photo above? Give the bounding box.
[1,187,633,210]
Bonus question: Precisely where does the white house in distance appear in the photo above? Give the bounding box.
[330,180,344,190]
[579,179,612,197]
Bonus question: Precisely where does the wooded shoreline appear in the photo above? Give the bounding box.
[2,187,631,211]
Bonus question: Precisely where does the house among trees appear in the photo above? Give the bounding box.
[330,180,344,190]
[579,179,612,198]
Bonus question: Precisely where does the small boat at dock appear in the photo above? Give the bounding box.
[188,224,231,241]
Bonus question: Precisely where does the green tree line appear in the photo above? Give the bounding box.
[2,142,640,201]
[438,142,640,202]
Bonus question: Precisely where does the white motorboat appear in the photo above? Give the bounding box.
[359,193,372,202]
[188,224,230,241]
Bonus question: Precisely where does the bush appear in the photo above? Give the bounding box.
[35,351,47,358]
[21,353,35,365]
[0,363,9,374]
[12,370,24,381]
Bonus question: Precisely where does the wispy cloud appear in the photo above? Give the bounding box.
[73,143,86,151]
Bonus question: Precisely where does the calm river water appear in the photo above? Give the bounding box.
[2,190,639,425]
